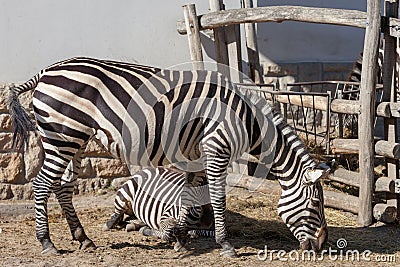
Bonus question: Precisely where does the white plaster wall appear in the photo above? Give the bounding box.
[257,0,367,64]
[0,0,367,81]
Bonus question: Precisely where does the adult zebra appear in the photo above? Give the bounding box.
[103,167,215,245]
[9,57,327,257]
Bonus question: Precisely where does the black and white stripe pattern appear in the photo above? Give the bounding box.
[339,43,385,136]
[106,113,329,248]
[271,115,327,249]
[9,57,327,256]
[103,167,214,242]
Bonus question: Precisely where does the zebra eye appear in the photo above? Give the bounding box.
[311,197,320,207]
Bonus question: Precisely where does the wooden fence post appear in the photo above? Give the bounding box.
[209,0,230,78]
[242,0,263,83]
[383,0,400,220]
[358,0,381,226]
[183,4,204,70]
[225,24,243,83]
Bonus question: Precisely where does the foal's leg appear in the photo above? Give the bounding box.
[103,181,134,231]
[140,217,177,242]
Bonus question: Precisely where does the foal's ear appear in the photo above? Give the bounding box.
[303,167,330,184]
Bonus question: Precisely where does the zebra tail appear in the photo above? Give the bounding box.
[8,75,39,152]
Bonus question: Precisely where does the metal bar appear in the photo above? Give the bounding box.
[326,91,332,154]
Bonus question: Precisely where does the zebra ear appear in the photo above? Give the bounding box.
[303,168,330,184]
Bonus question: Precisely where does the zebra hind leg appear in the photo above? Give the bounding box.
[33,150,76,254]
[54,146,96,251]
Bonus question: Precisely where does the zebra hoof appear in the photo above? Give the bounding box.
[220,248,238,258]
[174,241,187,252]
[41,245,59,255]
[187,230,198,239]
[126,222,145,232]
[139,226,151,236]
[102,222,112,231]
[80,239,97,251]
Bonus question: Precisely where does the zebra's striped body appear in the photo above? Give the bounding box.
[340,43,385,137]
[9,57,327,256]
[103,167,214,242]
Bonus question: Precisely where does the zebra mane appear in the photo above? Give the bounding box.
[273,110,316,164]
[235,85,274,119]
[235,85,314,165]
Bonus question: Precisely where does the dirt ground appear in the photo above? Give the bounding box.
[1,186,400,267]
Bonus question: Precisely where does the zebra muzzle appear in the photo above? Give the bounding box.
[301,226,328,251]
[315,227,323,238]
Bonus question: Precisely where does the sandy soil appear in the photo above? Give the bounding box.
[1,187,400,267]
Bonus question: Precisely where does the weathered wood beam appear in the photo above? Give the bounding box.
[383,0,400,221]
[331,139,400,159]
[209,0,230,78]
[177,6,367,34]
[328,168,360,188]
[263,93,329,111]
[388,17,400,38]
[373,203,397,223]
[358,0,381,226]
[225,24,243,83]
[183,4,204,70]
[324,190,359,214]
[331,99,360,114]
[376,102,400,117]
[375,177,396,193]
[242,0,263,83]
[264,93,400,117]
[375,140,400,159]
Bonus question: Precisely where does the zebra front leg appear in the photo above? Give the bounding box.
[103,182,133,231]
[204,153,237,257]
[173,199,191,251]
[188,229,215,239]
[139,217,176,243]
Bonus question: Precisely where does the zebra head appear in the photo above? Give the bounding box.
[278,166,329,251]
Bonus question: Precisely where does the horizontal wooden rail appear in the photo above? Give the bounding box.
[376,102,400,117]
[331,139,400,159]
[373,204,397,223]
[177,6,367,34]
[264,92,360,114]
[331,99,360,114]
[266,94,329,111]
[329,168,359,188]
[388,17,400,38]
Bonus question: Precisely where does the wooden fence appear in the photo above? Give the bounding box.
[179,0,400,226]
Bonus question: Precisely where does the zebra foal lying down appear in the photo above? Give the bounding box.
[103,167,215,246]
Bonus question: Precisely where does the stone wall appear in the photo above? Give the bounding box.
[0,84,136,200]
